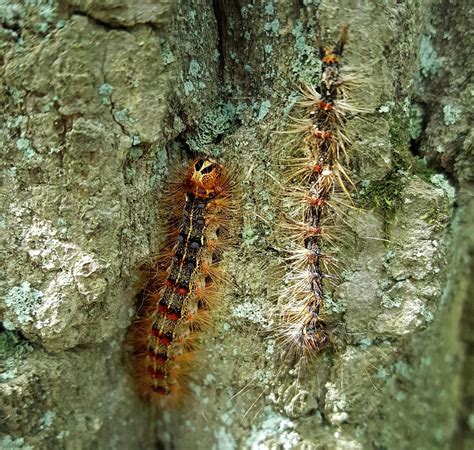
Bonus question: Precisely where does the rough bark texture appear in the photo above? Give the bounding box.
[0,1,472,449]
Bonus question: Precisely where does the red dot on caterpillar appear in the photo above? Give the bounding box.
[158,298,168,310]
[311,129,332,140]
[307,197,327,206]
[159,335,171,346]
[176,287,190,296]
[158,333,172,346]
[307,226,322,235]
[167,312,180,321]
[148,367,166,380]
[320,100,334,111]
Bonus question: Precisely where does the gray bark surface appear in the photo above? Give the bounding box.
[1,1,472,449]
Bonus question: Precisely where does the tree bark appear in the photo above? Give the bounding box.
[1,0,472,449]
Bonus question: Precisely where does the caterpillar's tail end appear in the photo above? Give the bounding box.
[280,318,332,359]
[301,320,331,353]
[132,351,194,409]
[146,382,192,410]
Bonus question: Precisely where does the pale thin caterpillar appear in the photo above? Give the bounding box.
[277,24,370,360]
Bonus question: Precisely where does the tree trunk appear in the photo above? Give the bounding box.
[1,0,472,449]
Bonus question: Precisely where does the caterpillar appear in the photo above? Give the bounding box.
[128,158,236,406]
[278,25,361,357]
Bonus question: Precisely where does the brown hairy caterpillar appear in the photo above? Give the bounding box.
[278,25,364,358]
[128,158,236,407]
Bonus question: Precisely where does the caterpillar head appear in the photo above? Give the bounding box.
[321,48,339,65]
[190,158,222,196]
[319,24,348,63]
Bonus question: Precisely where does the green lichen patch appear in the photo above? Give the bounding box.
[4,282,44,326]
[256,99,271,122]
[419,35,441,77]
[0,329,31,359]
[408,103,425,140]
[39,410,56,429]
[429,173,455,202]
[291,21,320,83]
[185,102,238,151]
[0,0,60,39]
[0,436,32,450]
[442,103,463,126]
[98,83,113,105]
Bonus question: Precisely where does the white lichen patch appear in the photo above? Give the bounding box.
[324,347,388,433]
[204,372,217,386]
[245,407,300,449]
[330,434,364,450]
[232,300,266,324]
[21,219,83,270]
[4,217,113,346]
[375,293,425,335]
[265,338,275,357]
[325,382,349,425]
[213,427,237,450]
[72,255,108,301]
[282,384,318,419]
